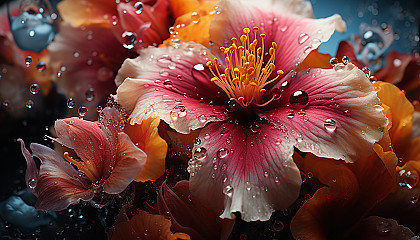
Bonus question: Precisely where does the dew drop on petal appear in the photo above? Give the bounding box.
[168,62,176,69]
[27,178,36,189]
[194,137,201,145]
[324,119,337,132]
[36,62,46,72]
[362,67,371,78]
[198,115,207,123]
[170,110,178,121]
[223,185,233,197]
[193,63,204,71]
[134,2,143,14]
[215,6,222,14]
[25,56,32,67]
[289,90,309,108]
[191,12,199,24]
[298,33,309,44]
[334,63,345,72]
[329,57,338,66]
[67,98,75,108]
[217,148,229,159]
[287,110,295,118]
[281,80,289,88]
[25,100,33,109]
[78,106,88,117]
[250,123,261,133]
[194,147,207,160]
[30,84,39,94]
[342,56,350,65]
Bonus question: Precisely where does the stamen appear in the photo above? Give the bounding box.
[207,26,283,107]
[64,152,99,182]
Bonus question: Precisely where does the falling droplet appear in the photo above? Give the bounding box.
[134,2,143,14]
[217,148,229,158]
[362,67,371,78]
[67,98,75,108]
[85,88,95,101]
[25,56,32,67]
[298,33,309,44]
[25,100,34,109]
[36,62,46,72]
[78,106,88,117]
[27,178,36,189]
[191,12,199,24]
[30,84,40,94]
[194,147,207,160]
[122,31,136,49]
[324,119,337,132]
[329,57,338,66]
[342,56,350,65]
[289,90,309,108]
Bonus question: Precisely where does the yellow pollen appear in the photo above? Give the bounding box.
[207,26,284,107]
[63,152,99,182]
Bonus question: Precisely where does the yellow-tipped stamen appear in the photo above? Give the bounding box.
[207,27,284,107]
[64,152,99,182]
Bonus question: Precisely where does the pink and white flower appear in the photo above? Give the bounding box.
[18,107,146,211]
[115,0,388,221]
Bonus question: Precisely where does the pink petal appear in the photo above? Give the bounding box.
[103,132,147,194]
[48,22,135,119]
[18,139,39,197]
[189,121,302,221]
[210,0,345,76]
[116,42,228,134]
[54,117,113,178]
[261,63,388,162]
[21,142,94,212]
[157,181,234,240]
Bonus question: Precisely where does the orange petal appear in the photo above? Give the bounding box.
[168,0,201,19]
[161,1,218,48]
[57,0,114,27]
[111,210,190,240]
[296,50,332,71]
[124,117,168,182]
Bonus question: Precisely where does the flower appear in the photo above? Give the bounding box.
[115,0,388,221]
[111,210,190,240]
[18,107,147,211]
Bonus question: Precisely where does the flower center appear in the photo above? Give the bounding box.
[207,27,284,108]
[64,152,100,182]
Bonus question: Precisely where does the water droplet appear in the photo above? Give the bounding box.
[393,58,402,67]
[272,88,282,100]
[30,84,40,94]
[134,2,143,14]
[342,56,350,65]
[289,90,309,108]
[27,178,36,189]
[26,100,34,109]
[73,51,80,58]
[198,115,207,123]
[122,31,136,49]
[36,62,46,72]
[280,25,288,32]
[194,147,207,160]
[172,38,181,48]
[411,196,418,204]
[67,98,75,108]
[215,6,222,14]
[163,79,173,86]
[193,63,204,71]
[78,106,88,117]
[275,176,280,183]
[212,181,229,196]
[298,33,309,44]
[333,63,345,72]
[250,123,261,133]
[329,57,338,66]
[168,62,176,69]
[217,148,229,158]
[25,56,32,67]
[191,12,199,24]
[170,110,178,121]
[281,80,289,88]
[324,119,337,132]
[85,88,95,101]
[273,220,284,232]
[173,105,186,118]
[287,110,295,118]
[362,67,371,78]
[194,138,201,145]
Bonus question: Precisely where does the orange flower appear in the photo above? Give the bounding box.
[161,0,218,48]
[111,210,190,240]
